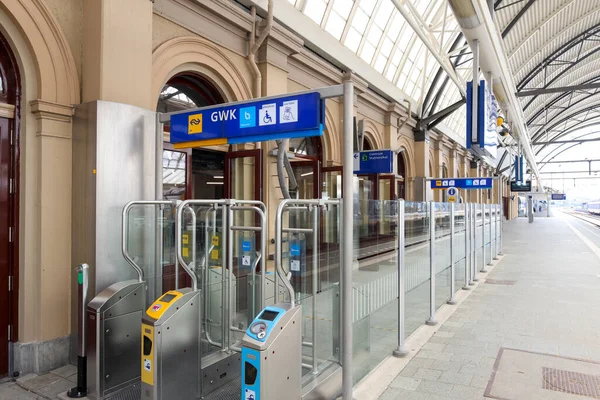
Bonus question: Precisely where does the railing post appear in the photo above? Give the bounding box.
[426,202,438,326]
[67,263,89,398]
[311,205,319,373]
[471,203,478,283]
[393,200,408,357]
[481,203,488,273]
[494,204,500,259]
[463,203,471,290]
[499,181,504,255]
[488,203,493,265]
[448,203,457,304]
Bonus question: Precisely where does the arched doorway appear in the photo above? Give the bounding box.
[0,30,19,376]
[156,72,263,294]
[157,73,262,202]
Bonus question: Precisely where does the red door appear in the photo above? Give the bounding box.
[0,117,11,375]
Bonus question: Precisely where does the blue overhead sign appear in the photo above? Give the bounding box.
[431,178,493,190]
[551,193,566,200]
[170,92,324,147]
[353,150,394,174]
[466,79,498,159]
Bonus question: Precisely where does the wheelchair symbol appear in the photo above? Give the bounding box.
[263,111,272,124]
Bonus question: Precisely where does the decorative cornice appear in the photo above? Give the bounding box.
[30,99,73,121]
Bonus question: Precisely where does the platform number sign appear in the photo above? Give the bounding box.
[447,187,458,203]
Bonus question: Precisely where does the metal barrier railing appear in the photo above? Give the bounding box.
[393,200,502,359]
[175,198,267,354]
[274,198,342,375]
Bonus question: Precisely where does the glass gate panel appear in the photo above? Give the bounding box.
[124,202,177,307]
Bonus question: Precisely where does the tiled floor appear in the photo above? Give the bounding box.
[0,364,77,400]
[376,212,600,399]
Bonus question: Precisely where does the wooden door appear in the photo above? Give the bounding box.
[0,117,11,375]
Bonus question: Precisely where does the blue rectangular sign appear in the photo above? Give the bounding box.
[353,150,394,174]
[170,92,323,146]
[431,178,493,190]
[551,193,566,200]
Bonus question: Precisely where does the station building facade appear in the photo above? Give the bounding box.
[0,0,516,375]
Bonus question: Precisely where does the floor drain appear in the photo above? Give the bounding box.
[543,367,600,398]
[485,279,516,285]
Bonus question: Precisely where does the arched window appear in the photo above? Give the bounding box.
[157,73,227,201]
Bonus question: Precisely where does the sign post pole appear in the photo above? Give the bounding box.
[342,81,354,400]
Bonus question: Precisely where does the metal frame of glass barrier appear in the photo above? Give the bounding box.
[481,203,488,273]
[393,200,408,357]
[448,203,457,305]
[426,202,438,326]
[463,203,471,290]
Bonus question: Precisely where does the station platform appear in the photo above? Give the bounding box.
[356,211,600,400]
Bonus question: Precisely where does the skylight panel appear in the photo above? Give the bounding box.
[304,0,328,25]
[325,11,346,39]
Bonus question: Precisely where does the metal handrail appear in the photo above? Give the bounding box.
[274,199,341,311]
[176,200,228,291]
[227,204,267,346]
[122,200,175,283]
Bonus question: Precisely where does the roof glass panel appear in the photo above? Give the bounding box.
[304,0,328,25]
[288,0,468,139]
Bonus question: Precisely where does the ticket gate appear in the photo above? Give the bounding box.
[241,304,302,400]
[141,199,270,400]
[87,200,175,400]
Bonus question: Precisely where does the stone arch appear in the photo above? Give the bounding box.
[0,0,80,105]
[152,36,252,105]
[361,119,384,150]
[396,135,415,179]
[322,106,337,164]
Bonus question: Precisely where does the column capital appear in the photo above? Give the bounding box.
[30,99,74,139]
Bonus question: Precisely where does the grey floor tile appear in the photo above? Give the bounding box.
[416,379,453,395]
[34,378,72,398]
[389,376,421,391]
[413,368,442,381]
[19,374,62,391]
[438,370,473,386]
[51,365,76,379]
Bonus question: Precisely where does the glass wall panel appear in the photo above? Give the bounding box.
[454,204,467,294]
[404,202,430,337]
[351,200,399,384]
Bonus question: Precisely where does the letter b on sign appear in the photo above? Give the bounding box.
[239,107,256,129]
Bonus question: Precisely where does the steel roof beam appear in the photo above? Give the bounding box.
[539,159,600,164]
[533,138,600,145]
[517,22,600,91]
[423,99,466,129]
[517,82,600,97]
[391,0,466,97]
[501,0,536,39]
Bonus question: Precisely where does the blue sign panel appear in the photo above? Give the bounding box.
[551,193,566,200]
[353,150,394,174]
[466,79,498,159]
[431,178,493,190]
[447,187,458,196]
[170,92,323,146]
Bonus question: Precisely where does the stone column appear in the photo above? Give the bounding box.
[82,0,153,109]
[24,100,74,371]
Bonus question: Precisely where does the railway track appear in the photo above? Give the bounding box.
[564,210,600,227]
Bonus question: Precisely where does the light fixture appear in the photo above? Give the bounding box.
[213,175,224,179]
[301,172,313,177]
[207,182,224,185]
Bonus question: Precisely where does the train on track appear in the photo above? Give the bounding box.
[588,201,600,215]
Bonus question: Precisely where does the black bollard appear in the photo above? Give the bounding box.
[67,263,89,398]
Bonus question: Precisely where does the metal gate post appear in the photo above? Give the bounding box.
[426,202,438,326]
[67,263,89,398]
[393,200,408,357]
[448,203,457,304]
